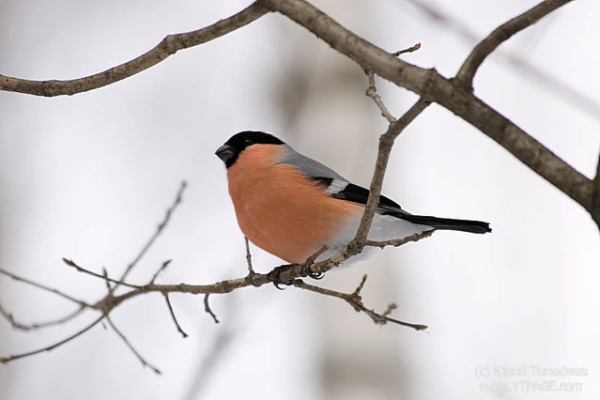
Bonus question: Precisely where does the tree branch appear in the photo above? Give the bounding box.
[2,0,596,370]
[0,2,269,96]
[292,277,427,330]
[0,0,592,216]
[349,98,431,249]
[0,268,90,307]
[204,294,220,324]
[0,304,85,331]
[405,0,600,122]
[117,181,186,287]
[1,208,434,365]
[592,152,600,227]
[0,0,592,218]
[62,258,142,289]
[164,293,189,337]
[0,315,105,364]
[265,0,594,216]
[456,0,574,89]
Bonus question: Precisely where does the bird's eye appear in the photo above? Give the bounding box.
[244,139,253,146]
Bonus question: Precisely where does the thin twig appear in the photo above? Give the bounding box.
[352,274,368,297]
[106,315,161,374]
[0,268,90,307]
[0,304,86,331]
[365,71,396,123]
[364,41,421,122]
[204,294,219,324]
[163,294,188,338]
[117,181,187,287]
[244,237,254,275]
[62,258,141,289]
[301,246,328,268]
[102,268,114,293]
[456,0,574,89]
[365,230,435,248]
[591,153,600,228]
[392,42,421,57]
[359,305,426,330]
[292,279,427,331]
[381,303,397,319]
[0,315,106,363]
[151,260,172,284]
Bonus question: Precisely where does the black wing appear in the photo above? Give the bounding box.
[313,177,491,234]
[312,177,406,213]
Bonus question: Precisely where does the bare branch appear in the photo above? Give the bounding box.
[62,258,141,289]
[117,181,186,287]
[204,294,220,324]
[365,71,396,123]
[0,304,86,331]
[244,237,255,275]
[265,0,593,216]
[365,230,435,248]
[292,278,427,331]
[404,0,600,122]
[164,294,188,338]
[288,82,430,278]
[365,43,422,122]
[0,268,90,307]
[349,98,431,249]
[352,275,368,298]
[456,0,575,89]
[381,303,397,319]
[101,268,114,293]
[1,227,432,364]
[1,0,595,370]
[0,4,269,96]
[151,260,172,284]
[0,0,592,218]
[0,315,105,364]
[106,316,162,374]
[392,42,421,57]
[592,153,600,227]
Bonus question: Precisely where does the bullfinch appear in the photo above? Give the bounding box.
[216,131,491,265]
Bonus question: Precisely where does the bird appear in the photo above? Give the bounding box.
[216,131,491,265]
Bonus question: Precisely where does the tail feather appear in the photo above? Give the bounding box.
[399,214,492,234]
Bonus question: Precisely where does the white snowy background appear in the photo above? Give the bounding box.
[1,0,598,399]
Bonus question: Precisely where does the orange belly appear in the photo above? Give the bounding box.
[228,162,362,263]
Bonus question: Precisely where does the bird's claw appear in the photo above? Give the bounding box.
[302,264,324,280]
[267,265,294,289]
[267,262,325,289]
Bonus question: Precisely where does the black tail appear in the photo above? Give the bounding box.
[400,214,492,234]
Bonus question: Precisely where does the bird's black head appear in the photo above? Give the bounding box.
[215,131,284,168]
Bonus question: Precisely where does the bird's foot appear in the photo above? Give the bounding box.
[267,265,295,290]
[300,246,327,280]
[300,263,324,280]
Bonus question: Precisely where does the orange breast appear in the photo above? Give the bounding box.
[227,145,362,263]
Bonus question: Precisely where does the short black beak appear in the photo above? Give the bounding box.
[215,144,235,164]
